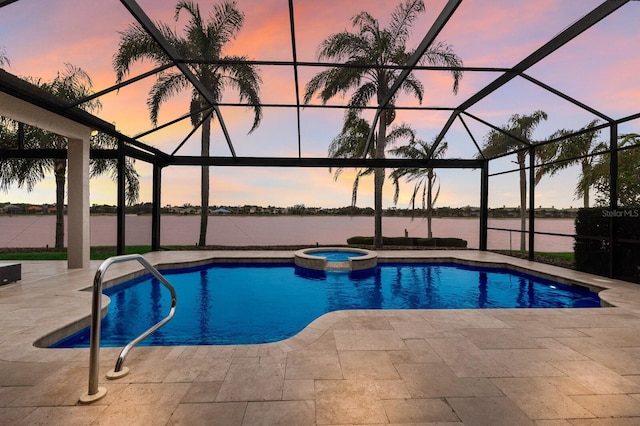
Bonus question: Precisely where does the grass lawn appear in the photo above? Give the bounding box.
[0,245,156,261]
[492,250,575,269]
[0,244,306,261]
[537,252,574,262]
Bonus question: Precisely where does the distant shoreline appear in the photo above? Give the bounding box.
[2,206,579,219]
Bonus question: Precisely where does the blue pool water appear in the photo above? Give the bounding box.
[51,262,601,347]
[309,250,366,261]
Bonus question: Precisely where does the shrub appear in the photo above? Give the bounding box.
[347,236,467,248]
[574,208,640,283]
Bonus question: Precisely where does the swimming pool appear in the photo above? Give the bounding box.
[51,262,601,347]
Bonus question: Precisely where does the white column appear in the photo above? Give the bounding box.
[66,136,91,268]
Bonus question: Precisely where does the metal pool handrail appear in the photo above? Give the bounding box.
[80,254,177,403]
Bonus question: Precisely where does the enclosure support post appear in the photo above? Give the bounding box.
[479,160,489,251]
[609,123,618,278]
[116,139,126,255]
[151,163,162,251]
[528,147,535,261]
[17,122,24,149]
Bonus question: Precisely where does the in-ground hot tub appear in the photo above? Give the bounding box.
[294,247,377,271]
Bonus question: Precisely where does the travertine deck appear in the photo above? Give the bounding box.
[2,250,640,425]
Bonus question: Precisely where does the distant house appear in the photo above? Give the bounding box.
[45,205,60,214]
[27,205,44,214]
[211,208,231,214]
[1,204,22,215]
[177,206,197,215]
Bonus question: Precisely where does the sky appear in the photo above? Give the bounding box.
[1,0,639,209]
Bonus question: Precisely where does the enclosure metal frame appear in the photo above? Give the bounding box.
[0,0,638,277]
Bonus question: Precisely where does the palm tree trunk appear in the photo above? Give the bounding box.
[427,170,433,239]
[198,117,211,247]
[518,153,527,252]
[584,191,589,208]
[582,162,590,208]
[374,168,384,248]
[373,111,387,249]
[54,158,66,249]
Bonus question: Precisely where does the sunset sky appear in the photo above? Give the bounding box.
[1,0,639,209]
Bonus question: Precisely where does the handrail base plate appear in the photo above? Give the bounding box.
[106,367,130,380]
[79,387,107,404]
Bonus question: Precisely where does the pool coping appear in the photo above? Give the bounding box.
[11,249,636,355]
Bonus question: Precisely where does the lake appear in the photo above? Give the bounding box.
[0,215,577,251]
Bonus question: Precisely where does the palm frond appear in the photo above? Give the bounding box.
[409,181,421,209]
[207,0,244,46]
[0,46,10,68]
[432,175,441,206]
[303,70,332,104]
[422,41,463,94]
[219,55,263,132]
[175,1,203,33]
[176,1,211,58]
[321,68,363,103]
[113,22,172,82]
[147,71,190,125]
[351,11,379,37]
[41,63,101,113]
[351,171,362,207]
[386,123,416,147]
[123,157,141,205]
[347,81,376,111]
[317,31,370,62]
[399,73,424,104]
[0,158,49,192]
[388,0,425,45]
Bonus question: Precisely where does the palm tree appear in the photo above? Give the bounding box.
[389,137,447,238]
[593,133,640,207]
[303,0,463,248]
[328,110,414,209]
[480,111,548,251]
[545,120,607,208]
[611,134,640,207]
[45,65,101,248]
[113,0,262,247]
[0,64,140,248]
[0,119,49,191]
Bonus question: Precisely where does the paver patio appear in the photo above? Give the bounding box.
[2,250,640,425]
